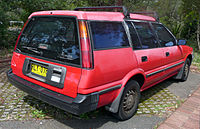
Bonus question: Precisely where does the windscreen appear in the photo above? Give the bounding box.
[17,16,80,65]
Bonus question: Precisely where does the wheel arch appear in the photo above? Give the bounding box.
[105,69,146,113]
[121,68,146,88]
[126,74,145,88]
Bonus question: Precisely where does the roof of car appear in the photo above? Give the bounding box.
[29,10,156,22]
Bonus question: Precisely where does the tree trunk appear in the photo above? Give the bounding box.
[197,13,200,51]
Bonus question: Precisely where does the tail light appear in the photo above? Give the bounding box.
[78,20,92,68]
[14,20,29,51]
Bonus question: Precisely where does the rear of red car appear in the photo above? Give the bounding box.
[7,12,97,115]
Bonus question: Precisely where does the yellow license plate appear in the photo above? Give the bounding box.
[31,63,48,77]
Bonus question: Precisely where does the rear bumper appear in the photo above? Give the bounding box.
[7,69,99,115]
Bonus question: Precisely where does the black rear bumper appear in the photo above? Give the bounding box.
[7,69,99,115]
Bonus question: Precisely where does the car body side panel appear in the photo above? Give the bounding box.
[162,45,183,77]
[140,70,178,91]
[163,46,183,64]
[133,48,166,88]
[97,89,120,108]
[120,68,146,87]
[78,47,137,94]
[163,45,193,77]
[181,45,193,59]
[141,45,193,91]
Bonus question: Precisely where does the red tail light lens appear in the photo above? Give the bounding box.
[78,21,92,68]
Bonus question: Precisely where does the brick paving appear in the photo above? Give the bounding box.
[0,67,183,121]
[158,85,200,129]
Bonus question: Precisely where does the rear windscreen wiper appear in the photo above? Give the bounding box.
[21,46,42,55]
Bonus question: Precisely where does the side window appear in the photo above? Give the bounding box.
[133,22,159,49]
[90,21,129,49]
[126,21,142,50]
[152,23,176,47]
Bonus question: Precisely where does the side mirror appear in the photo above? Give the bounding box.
[178,39,187,45]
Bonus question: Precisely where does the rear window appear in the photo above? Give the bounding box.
[133,22,159,49]
[90,21,129,50]
[17,16,80,65]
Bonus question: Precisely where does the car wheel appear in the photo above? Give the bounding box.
[181,58,190,81]
[115,80,140,121]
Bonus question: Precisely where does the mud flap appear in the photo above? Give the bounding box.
[173,59,191,80]
[173,62,185,79]
[105,87,125,113]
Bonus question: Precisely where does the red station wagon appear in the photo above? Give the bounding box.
[7,6,193,120]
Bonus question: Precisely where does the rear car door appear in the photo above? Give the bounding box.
[127,21,165,88]
[151,23,183,77]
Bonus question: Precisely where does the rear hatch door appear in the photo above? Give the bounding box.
[12,16,81,98]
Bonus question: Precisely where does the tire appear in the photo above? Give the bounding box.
[114,80,140,121]
[180,58,190,81]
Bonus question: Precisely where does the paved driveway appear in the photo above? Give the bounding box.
[0,70,200,129]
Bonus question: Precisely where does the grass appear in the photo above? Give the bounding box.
[192,52,200,68]
[31,110,46,119]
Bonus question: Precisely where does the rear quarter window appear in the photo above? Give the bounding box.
[90,21,129,50]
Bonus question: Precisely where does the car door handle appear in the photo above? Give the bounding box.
[166,52,170,57]
[141,56,148,62]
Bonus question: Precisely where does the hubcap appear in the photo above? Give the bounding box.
[123,89,136,113]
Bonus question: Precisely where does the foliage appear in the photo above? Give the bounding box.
[182,0,200,13]
[0,0,200,51]
[0,1,9,48]
[181,0,200,50]
[19,0,89,22]
[122,0,184,38]
[0,0,22,49]
[192,52,200,71]
[181,12,198,39]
